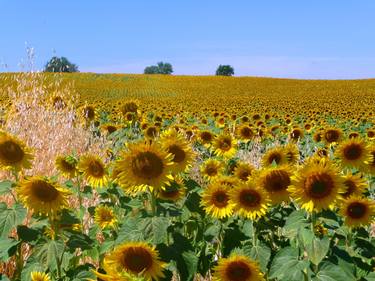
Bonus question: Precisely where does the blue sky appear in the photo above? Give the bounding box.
[1,0,375,78]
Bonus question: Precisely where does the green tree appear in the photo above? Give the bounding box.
[144,62,173,74]
[215,65,234,76]
[44,56,79,73]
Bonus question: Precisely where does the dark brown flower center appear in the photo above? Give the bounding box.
[347,202,367,219]
[343,143,363,160]
[168,145,186,163]
[239,189,261,207]
[131,152,164,179]
[122,247,153,273]
[200,132,213,142]
[240,127,253,139]
[32,180,59,202]
[218,137,232,151]
[89,161,105,177]
[342,179,356,198]
[267,152,282,165]
[324,129,340,143]
[225,261,252,281]
[305,173,334,199]
[0,140,25,164]
[206,166,218,176]
[264,170,291,192]
[212,190,229,208]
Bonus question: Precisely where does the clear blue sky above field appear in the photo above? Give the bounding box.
[1,0,375,79]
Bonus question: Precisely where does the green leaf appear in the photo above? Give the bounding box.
[243,241,271,272]
[366,272,375,281]
[66,233,94,251]
[181,251,198,281]
[0,180,13,195]
[20,257,44,281]
[283,209,308,240]
[17,225,40,242]
[142,217,170,244]
[0,238,19,262]
[36,240,65,270]
[306,237,330,265]
[312,262,356,281]
[269,247,310,281]
[116,215,145,244]
[0,203,27,239]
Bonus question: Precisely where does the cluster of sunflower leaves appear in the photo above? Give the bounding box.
[0,110,374,281]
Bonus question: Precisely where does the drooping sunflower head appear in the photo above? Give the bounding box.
[289,127,304,142]
[198,130,215,146]
[94,205,117,230]
[213,175,240,189]
[256,165,292,204]
[160,131,195,173]
[229,180,270,220]
[323,128,343,144]
[341,172,368,199]
[114,141,173,192]
[120,100,139,115]
[104,242,166,280]
[212,134,237,158]
[55,155,78,178]
[233,162,255,182]
[283,143,300,164]
[288,159,344,212]
[200,181,234,219]
[261,146,288,167]
[200,159,224,181]
[144,125,159,139]
[156,176,186,202]
[101,123,118,135]
[335,138,370,170]
[30,271,50,281]
[0,131,33,171]
[82,105,97,121]
[17,176,71,216]
[78,155,108,188]
[213,255,264,281]
[339,197,375,228]
[236,125,255,142]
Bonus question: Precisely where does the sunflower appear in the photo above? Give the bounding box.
[283,143,300,164]
[339,197,375,228]
[51,95,66,110]
[256,165,292,204]
[200,181,234,219]
[261,146,288,167]
[341,172,368,199]
[200,159,224,181]
[82,105,97,121]
[236,125,255,142]
[160,130,195,173]
[31,271,50,281]
[323,128,343,144]
[229,181,270,220]
[288,158,344,212]
[101,123,118,135]
[120,100,139,115]
[114,141,173,192]
[213,255,264,281]
[156,176,186,201]
[55,155,78,178]
[144,126,159,139]
[366,129,375,140]
[78,155,108,188]
[0,131,33,171]
[233,162,255,182]
[94,205,117,229]
[365,145,375,174]
[335,138,370,169]
[103,242,166,280]
[198,130,215,146]
[17,176,71,215]
[212,134,237,158]
[290,127,304,141]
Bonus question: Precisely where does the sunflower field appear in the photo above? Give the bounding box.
[0,72,374,281]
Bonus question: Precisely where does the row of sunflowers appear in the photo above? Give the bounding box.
[0,72,374,281]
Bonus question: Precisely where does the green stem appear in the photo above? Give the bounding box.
[149,188,157,216]
[252,220,257,246]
